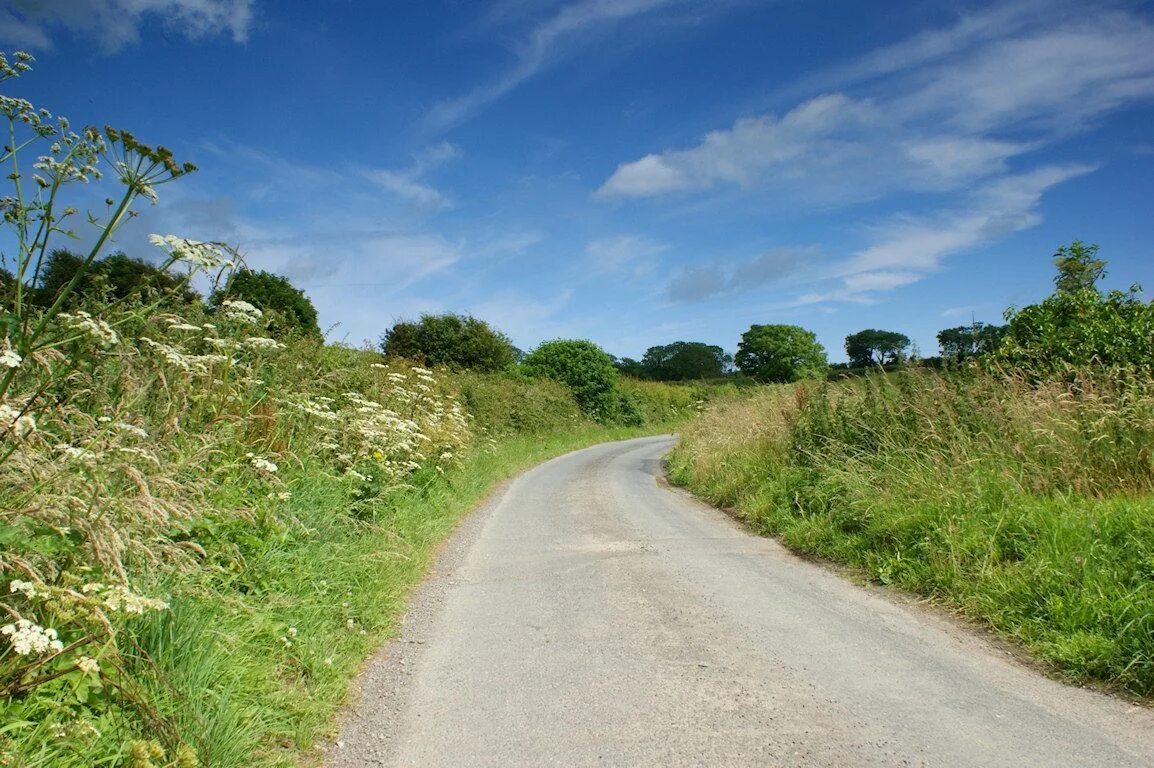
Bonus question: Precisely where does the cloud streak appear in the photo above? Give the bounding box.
[0,0,254,52]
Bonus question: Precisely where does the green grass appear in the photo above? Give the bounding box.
[669,368,1154,696]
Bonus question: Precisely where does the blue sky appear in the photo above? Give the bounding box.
[3,0,1152,361]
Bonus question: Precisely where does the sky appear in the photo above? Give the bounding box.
[2,0,1152,361]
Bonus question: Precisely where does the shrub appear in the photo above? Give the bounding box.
[381,313,516,372]
[521,339,621,420]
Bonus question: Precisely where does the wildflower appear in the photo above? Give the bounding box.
[100,585,168,614]
[9,579,37,597]
[250,456,278,474]
[221,299,262,324]
[287,626,298,638]
[77,656,100,674]
[345,619,355,630]
[1,406,35,442]
[0,348,21,368]
[1,618,64,656]
[113,422,149,438]
[60,445,97,464]
[148,234,233,269]
[57,310,119,346]
[243,337,283,350]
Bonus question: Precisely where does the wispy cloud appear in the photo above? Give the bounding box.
[666,246,814,302]
[0,0,254,52]
[583,234,667,276]
[428,0,739,130]
[598,4,1154,201]
[362,142,460,211]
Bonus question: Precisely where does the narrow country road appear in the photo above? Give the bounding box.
[329,436,1154,767]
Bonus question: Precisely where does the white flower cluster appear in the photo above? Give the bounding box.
[81,583,169,614]
[139,337,230,373]
[221,299,263,325]
[148,234,234,269]
[0,402,36,437]
[242,337,283,350]
[1,618,63,656]
[57,310,119,346]
[0,347,21,368]
[248,454,278,474]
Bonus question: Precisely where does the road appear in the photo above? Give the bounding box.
[329,435,1154,767]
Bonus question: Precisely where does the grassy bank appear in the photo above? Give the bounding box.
[668,368,1154,696]
[0,287,691,766]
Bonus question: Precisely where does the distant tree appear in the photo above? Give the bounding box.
[30,249,198,308]
[995,243,1154,373]
[380,313,516,372]
[1053,240,1106,295]
[521,339,621,418]
[937,322,1006,362]
[734,324,828,383]
[212,268,320,338]
[640,341,731,381]
[611,355,644,378]
[844,329,910,367]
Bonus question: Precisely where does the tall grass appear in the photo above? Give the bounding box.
[669,367,1154,695]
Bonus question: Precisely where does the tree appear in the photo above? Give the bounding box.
[611,356,644,378]
[30,249,198,308]
[937,322,1006,362]
[380,313,516,372]
[995,243,1154,373]
[1053,240,1106,295]
[212,268,320,338]
[521,339,621,418]
[639,341,731,381]
[734,324,828,383]
[844,329,910,367]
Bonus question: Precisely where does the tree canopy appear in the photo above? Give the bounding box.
[995,243,1154,373]
[29,249,199,308]
[734,324,828,383]
[639,341,731,381]
[521,339,622,418]
[380,313,516,372]
[937,322,1006,361]
[212,268,320,338]
[844,329,910,367]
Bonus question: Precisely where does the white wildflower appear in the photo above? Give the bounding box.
[0,403,36,437]
[250,456,278,474]
[60,445,97,464]
[57,310,118,346]
[100,585,168,614]
[221,299,262,324]
[287,626,298,638]
[113,422,148,439]
[0,348,21,368]
[149,234,233,269]
[243,337,283,350]
[1,619,64,656]
[9,579,37,597]
[77,656,99,674]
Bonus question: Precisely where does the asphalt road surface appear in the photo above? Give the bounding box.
[329,435,1154,767]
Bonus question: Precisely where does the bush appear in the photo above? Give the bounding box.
[29,249,200,308]
[211,268,320,338]
[521,339,621,420]
[452,371,582,436]
[381,314,516,372]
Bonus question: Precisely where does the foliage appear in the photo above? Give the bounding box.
[844,328,910,367]
[521,339,622,420]
[381,313,516,372]
[1053,240,1106,294]
[937,322,1006,362]
[611,355,644,378]
[27,249,201,309]
[639,341,731,381]
[453,371,582,437]
[211,268,320,339]
[670,368,1154,695]
[994,243,1154,373]
[734,324,828,383]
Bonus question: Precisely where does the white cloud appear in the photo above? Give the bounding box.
[597,5,1154,202]
[583,234,667,276]
[667,246,813,302]
[428,0,738,130]
[361,142,461,210]
[1,0,254,52]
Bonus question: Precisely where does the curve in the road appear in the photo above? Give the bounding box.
[329,435,1154,768]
